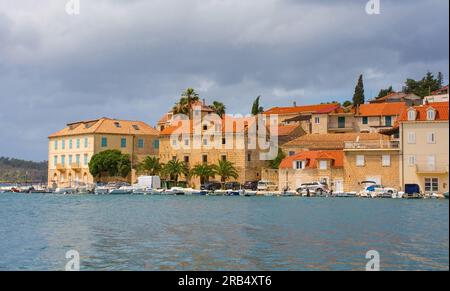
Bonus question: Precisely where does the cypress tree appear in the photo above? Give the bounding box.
[352,74,365,106]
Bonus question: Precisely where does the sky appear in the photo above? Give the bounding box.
[0,0,448,161]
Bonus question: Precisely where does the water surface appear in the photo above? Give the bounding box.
[0,193,448,271]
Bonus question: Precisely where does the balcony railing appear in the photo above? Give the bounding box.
[344,140,400,150]
[56,163,66,171]
[415,165,449,174]
[71,163,82,171]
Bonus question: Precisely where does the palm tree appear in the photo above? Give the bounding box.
[139,156,163,176]
[162,159,189,184]
[210,101,226,117]
[172,97,189,115]
[190,164,216,185]
[182,88,200,119]
[213,160,239,185]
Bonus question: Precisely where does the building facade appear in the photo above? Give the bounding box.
[399,102,449,194]
[48,118,159,188]
[279,150,345,193]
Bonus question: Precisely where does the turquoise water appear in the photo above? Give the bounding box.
[0,193,448,271]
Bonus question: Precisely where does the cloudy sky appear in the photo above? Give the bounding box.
[0,0,448,161]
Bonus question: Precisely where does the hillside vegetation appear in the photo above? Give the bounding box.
[0,157,47,183]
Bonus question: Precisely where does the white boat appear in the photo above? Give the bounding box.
[54,187,77,194]
[392,192,404,199]
[335,192,358,198]
[109,186,133,195]
[242,190,257,196]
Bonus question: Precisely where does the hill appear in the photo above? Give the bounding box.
[0,157,47,183]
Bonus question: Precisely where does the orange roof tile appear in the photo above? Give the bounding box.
[280,150,344,169]
[276,124,301,136]
[49,118,159,138]
[357,102,407,117]
[263,103,340,115]
[398,102,449,122]
[283,133,388,150]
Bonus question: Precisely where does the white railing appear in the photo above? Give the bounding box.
[344,140,400,150]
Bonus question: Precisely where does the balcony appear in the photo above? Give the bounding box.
[56,163,66,172]
[415,165,449,174]
[344,140,400,150]
[328,126,355,133]
[71,163,82,171]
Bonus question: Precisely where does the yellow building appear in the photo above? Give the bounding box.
[48,118,159,188]
[399,102,449,194]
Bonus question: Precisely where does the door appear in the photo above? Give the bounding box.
[334,179,344,193]
[338,117,346,128]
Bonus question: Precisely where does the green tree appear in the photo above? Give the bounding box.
[210,101,226,117]
[405,72,443,97]
[342,100,352,107]
[139,156,163,176]
[162,159,189,183]
[352,74,365,106]
[251,96,264,115]
[267,148,286,169]
[190,163,216,184]
[213,160,239,185]
[89,150,131,181]
[172,88,201,118]
[377,86,393,99]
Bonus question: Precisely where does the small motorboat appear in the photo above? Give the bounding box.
[403,193,423,199]
[242,190,257,197]
[108,186,134,195]
[54,187,77,195]
[444,192,449,199]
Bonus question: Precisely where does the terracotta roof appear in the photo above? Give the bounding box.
[276,124,301,136]
[431,85,449,95]
[370,92,421,103]
[280,150,344,169]
[190,100,214,112]
[398,102,449,122]
[49,118,159,138]
[263,103,340,115]
[158,113,170,124]
[159,115,257,135]
[283,133,388,150]
[357,102,407,117]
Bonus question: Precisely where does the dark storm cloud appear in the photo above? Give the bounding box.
[0,0,448,160]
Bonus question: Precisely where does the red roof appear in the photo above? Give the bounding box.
[264,103,340,115]
[279,150,344,169]
[159,116,257,135]
[398,102,449,122]
[275,124,300,136]
[357,102,407,117]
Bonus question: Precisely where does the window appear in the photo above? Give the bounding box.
[101,137,107,147]
[425,178,439,192]
[184,139,189,146]
[319,160,327,170]
[132,125,140,131]
[61,155,66,166]
[53,156,58,166]
[54,140,58,150]
[121,137,127,148]
[84,138,88,148]
[385,116,392,127]
[247,153,251,162]
[222,138,226,145]
[69,139,73,149]
[294,161,305,169]
[114,122,121,128]
[68,155,73,165]
[202,155,208,164]
[84,154,88,165]
[138,139,144,148]
[153,140,159,149]
[427,109,435,121]
[408,110,416,121]
[407,132,416,144]
[314,117,320,124]
[427,132,436,144]
[203,125,208,131]
[62,140,66,150]
[356,155,365,166]
[76,139,80,149]
[172,139,177,146]
[76,154,80,164]
[382,155,391,167]
[427,155,436,169]
[362,117,368,125]
[289,151,296,156]
[203,139,208,146]
[408,155,416,166]
[221,155,227,161]
[184,156,190,163]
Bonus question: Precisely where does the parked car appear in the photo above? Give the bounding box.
[243,181,259,191]
[201,181,222,191]
[224,182,241,190]
[257,181,278,191]
[297,182,329,195]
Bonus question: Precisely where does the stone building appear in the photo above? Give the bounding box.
[48,118,159,188]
